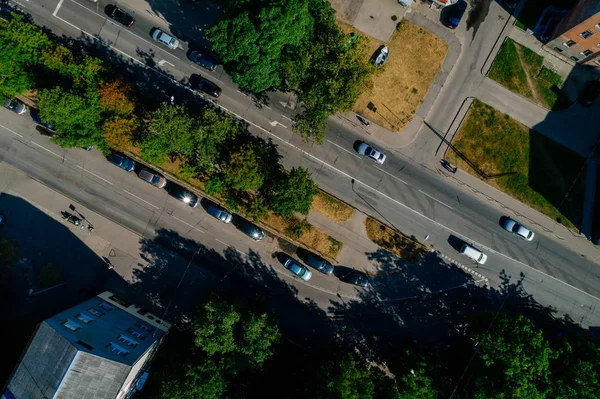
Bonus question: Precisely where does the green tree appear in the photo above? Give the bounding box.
[322,353,375,399]
[142,103,195,165]
[242,194,269,222]
[270,167,318,217]
[103,116,139,151]
[223,143,269,191]
[549,334,600,399]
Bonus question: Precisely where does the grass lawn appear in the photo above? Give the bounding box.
[339,20,448,132]
[446,100,586,229]
[365,217,426,263]
[312,191,354,223]
[488,38,570,110]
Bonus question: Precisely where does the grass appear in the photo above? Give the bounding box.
[365,217,427,263]
[311,191,354,223]
[488,38,571,110]
[446,100,586,229]
[341,20,448,132]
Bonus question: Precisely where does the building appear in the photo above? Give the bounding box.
[547,0,600,67]
[2,291,171,399]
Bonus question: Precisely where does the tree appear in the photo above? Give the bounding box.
[38,87,102,148]
[322,353,375,399]
[241,194,269,222]
[102,116,139,151]
[223,143,269,191]
[142,103,195,165]
[270,167,318,217]
[98,79,136,116]
[40,46,76,78]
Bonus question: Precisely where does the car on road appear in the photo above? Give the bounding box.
[173,187,199,208]
[3,98,27,115]
[303,254,334,275]
[237,220,265,240]
[190,75,222,98]
[502,218,535,241]
[579,81,600,107]
[357,142,386,164]
[284,259,312,281]
[106,5,135,27]
[107,153,136,172]
[207,205,233,223]
[138,168,167,188]
[444,0,467,29]
[459,243,487,264]
[188,50,217,71]
[152,29,179,49]
[341,271,369,287]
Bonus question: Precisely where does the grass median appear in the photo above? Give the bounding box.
[311,191,354,223]
[365,217,426,263]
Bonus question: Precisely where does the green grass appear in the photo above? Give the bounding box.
[446,100,585,229]
[488,38,570,110]
[514,20,527,31]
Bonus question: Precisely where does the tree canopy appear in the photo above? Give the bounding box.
[270,167,319,217]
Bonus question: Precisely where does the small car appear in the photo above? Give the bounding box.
[191,75,222,98]
[3,98,27,115]
[188,50,217,71]
[174,187,199,208]
[106,5,135,27]
[138,168,167,188]
[580,81,600,107]
[357,142,386,164]
[303,255,334,275]
[444,0,467,29]
[152,29,179,49]
[107,153,136,172]
[341,271,369,287]
[502,218,535,241]
[237,220,265,240]
[284,259,312,281]
[207,205,233,223]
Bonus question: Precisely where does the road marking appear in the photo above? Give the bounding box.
[123,190,159,209]
[53,0,64,16]
[236,248,248,256]
[373,166,409,184]
[269,120,287,129]
[215,238,229,246]
[236,90,248,96]
[327,140,361,159]
[281,115,293,122]
[263,105,271,110]
[31,141,63,159]
[418,189,453,209]
[158,59,175,67]
[0,123,23,138]
[171,215,205,233]
[76,165,113,185]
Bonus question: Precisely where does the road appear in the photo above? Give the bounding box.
[3,0,600,330]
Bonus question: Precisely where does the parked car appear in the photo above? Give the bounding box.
[284,259,312,281]
[106,5,135,27]
[444,0,467,29]
[502,218,535,241]
[107,153,136,172]
[207,205,233,223]
[579,81,600,107]
[188,50,217,71]
[303,254,334,275]
[459,243,487,264]
[341,271,369,287]
[31,109,56,135]
[172,187,199,208]
[190,75,222,98]
[357,142,386,164]
[152,29,179,49]
[3,98,27,115]
[237,220,265,240]
[138,168,167,188]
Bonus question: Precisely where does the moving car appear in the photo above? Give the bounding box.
[579,81,600,107]
[237,220,265,240]
[341,271,369,287]
[284,259,312,281]
[173,187,199,208]
[107,153,136,172]
[138,168,167,188]
[502,218,535,241]
[357,142,386,164]
[207,205,233,223]
[444,0,467,29]
[152,29,179,49]
[3,98,27,115]
[459,244,487,264]
[106,5,135,27]
[188,50,217,71]
[303,255,334,275]
[191,75,222,98]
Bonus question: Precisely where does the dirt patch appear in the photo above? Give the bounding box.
[365,217,426,262]
[312,191,354,223]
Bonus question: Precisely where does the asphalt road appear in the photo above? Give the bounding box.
[4,0,600,328]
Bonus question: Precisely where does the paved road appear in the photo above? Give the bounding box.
[4,0,600,329]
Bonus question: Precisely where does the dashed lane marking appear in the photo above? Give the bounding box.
[171,215,205,234]
[76,165,113,185]
[123,190,159,209]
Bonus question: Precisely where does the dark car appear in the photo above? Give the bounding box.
[237,220,265,241]
[190,74,222,98]
[107,153,136,172]
[31,109,57,136]
[341,271,369,287]
[106,5,135,27]
[303,255,334,275]
[172,187,199,208]
[188,50,217,72]
[580,81,600,107]
[207,205,233,223]
[444,0,467,29]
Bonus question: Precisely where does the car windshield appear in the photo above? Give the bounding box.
[151,175,160,185]
[289,263,302,275]
[511,223,521,233]
[169,38,177,46]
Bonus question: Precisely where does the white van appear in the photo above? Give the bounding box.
[460,244,488,264]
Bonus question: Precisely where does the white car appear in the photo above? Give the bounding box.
[357,143,386,164]
[152,29,179,49]
[503,218,535,241]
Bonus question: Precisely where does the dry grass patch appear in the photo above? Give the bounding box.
[353,20,448,131]
[312,191,354,223]
[365,217,426,262]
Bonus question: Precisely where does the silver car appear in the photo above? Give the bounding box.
[357,143,386,164]
[207,205,233,223]
[284,259,312,281]
[138,168,167,188]
[152,29,179,49]
[3,98,27,115]
[503,218,534,241]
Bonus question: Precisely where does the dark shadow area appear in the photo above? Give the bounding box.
[512,0,573,37]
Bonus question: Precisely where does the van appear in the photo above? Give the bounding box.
[460,244,487,264]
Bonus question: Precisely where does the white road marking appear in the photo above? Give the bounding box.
[269,120,288,129]
[263,105,271,110]
[53,0,64,16]
[0,123,23,138]
[236,90,248,96]
[76,165,113,185]
[171,215,205,233]
[418,189,454,209]
[158,59,175,67]
[373,166,408,184]
[236,249,248,256]
[215,238,229,246]
[31,141,63,158]
[281,115,293,122]
[123,190,159,209]
[327,140,361,159]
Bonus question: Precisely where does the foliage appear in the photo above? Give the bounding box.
[270,167,318,217]
[98,79,136,116]
[102,116,139,151]
[40,46,76,78]
[223,143,269,191]
[143,104,195,165]
[241,194,269,222]
[0,237,19,265]
[205,175,227,196]
[284,216,312,239]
